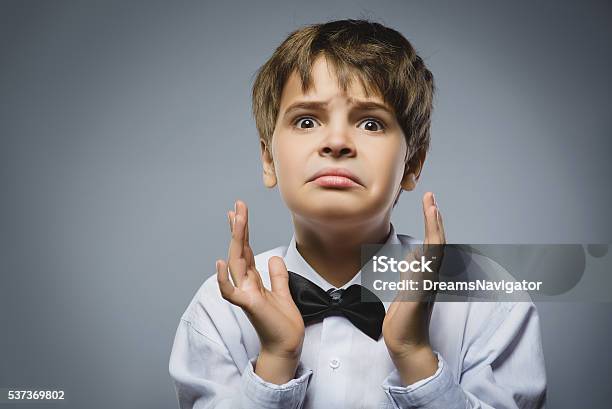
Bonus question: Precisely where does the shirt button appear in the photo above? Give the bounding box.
[329,358,340,369]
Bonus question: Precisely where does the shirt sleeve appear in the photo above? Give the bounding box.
[381,302,547,409]
[242,356,313,408]
[169,318,313,409]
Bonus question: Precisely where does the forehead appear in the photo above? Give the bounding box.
[278,56,387,111]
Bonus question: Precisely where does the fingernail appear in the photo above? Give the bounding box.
[432,193,437,207]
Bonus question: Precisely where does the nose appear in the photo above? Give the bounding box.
[318,124,356,158]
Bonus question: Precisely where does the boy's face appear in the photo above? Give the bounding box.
[261,55,423,226]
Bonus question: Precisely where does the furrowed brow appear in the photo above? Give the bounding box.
[348,99,395,116]
[283,101,329,117]
[282,99,394,117]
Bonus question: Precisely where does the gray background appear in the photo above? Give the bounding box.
[1,0,610,408]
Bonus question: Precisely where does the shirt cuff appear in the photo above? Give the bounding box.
[241,357,313,409]
[382,351,467,409]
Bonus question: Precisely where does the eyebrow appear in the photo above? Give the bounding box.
[283,98,394,117]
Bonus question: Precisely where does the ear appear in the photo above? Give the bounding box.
[400,148,426,191]
[260,138,277,188]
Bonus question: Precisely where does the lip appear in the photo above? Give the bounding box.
[307,167,364,187]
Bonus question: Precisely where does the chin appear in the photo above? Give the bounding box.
[297,200,372,223]
[285,188,391,220]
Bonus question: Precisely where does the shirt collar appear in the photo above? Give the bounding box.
[283,222,402,311]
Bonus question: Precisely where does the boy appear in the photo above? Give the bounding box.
[169,19,547,408]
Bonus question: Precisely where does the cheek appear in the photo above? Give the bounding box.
[365,142,406,191]
[273,140,313,213]
[272,137,304,190]
[368,163,403,201]
[357,152,405,213]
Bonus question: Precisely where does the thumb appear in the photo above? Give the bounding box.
[268,256,291,297]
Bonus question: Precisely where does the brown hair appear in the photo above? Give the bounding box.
[251,18,435,166]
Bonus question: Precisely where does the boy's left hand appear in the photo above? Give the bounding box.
[382,191,445,386]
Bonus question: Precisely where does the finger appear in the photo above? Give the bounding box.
[436,207,446,244]
[244,221,253,267]
[235,200,248,245]
[217,259,243,306]
[236,200,256,269]
[244,245,255,270]
[228,253,248,288]
[241,203,263,289]
[245,217,250,244]
[228,211,247,285]
[227,210,234,233]
[229,208,253,266]
[228,210,245,259]
[268,256,291,298]
[420,205,444,285]
[236,200,249,244]
[430,207,445,277]
[422,192,440,245]
[431,192,446,243]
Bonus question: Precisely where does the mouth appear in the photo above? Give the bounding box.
[307,167,364,188]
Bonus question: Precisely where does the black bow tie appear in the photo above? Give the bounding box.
[287,270,386,341]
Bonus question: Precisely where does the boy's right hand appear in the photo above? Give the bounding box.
[216,200,305,383]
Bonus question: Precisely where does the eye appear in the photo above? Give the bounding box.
[294,116,320,129]
[358,118,385,132]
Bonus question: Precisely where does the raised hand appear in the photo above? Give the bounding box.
[382,192,446,385]
[216,200,305,384]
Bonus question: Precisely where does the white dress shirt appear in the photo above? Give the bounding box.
[168,223,547,408]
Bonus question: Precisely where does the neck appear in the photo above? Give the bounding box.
[292,214,393,288]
